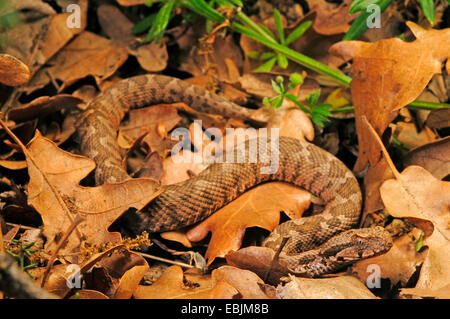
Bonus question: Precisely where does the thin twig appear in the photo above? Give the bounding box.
[136,251,194,269]
[264,236,289,282]
[40,214,84,288]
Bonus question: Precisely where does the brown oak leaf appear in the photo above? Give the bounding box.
[186,182,312,265]
[0,126,161,261]
[330,22,450,173]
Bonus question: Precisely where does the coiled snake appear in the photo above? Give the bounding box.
[77,75,392,277]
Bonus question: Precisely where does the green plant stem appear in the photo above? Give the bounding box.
[330,100,450,114]
[406,100,450,110]
[182,4,448,112]
[232,22,352,86]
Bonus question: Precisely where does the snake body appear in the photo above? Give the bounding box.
[77,74,392,275]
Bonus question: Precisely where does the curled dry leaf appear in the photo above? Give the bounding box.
[276,275,377,299]
[133,265,238,299]
[0,54,31,86]
[70,289,109,299]
[186,182,312,265]
[116,0,147,6]
[211,265,272,299]
[403,137,450,180]
[330,22,450,173]
[7,95,83,123]
[393,122,436,150]
[426,108,450,129]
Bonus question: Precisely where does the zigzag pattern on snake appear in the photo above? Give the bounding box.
[76,74,392,277]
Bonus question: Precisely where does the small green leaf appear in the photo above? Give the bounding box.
[276,53,288,69]
[313,103,332,116]
[285,21,312,45]
[307,89,321,106]
[349,0,379,14]
[142,0,175,43]
[344,0,392,41]
[25,242,35,250]
[419,0,435,24]
[271,79,282,94]
[131,13,157,35]
[253,56,277,72]
[272,96,283,109]
[23,263,37,270]
[263,96,270,107]
[416,231,425,251]
[246,51,260,59]
[273,9,285,44]
[258,24,277,40]
[259,52,276,60]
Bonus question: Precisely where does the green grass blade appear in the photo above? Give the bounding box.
[273,9,285,43]
[343,0,392,41]
[419,0,435,24]
[285,21,312,45]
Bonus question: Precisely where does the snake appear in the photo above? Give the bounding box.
[76,74,393,277]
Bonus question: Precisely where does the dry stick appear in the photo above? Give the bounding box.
[40,214,84,288]
[264,236,289,282]
[359,116,402,179]
[137,251,194,269]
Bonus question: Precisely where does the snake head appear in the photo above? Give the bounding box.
[322,226,394,262]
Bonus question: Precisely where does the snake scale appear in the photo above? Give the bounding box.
[77,74,392,277]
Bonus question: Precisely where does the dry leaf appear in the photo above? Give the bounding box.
[29,31,128,91]
[186,182,312,265]
[311,0,358,35]
[3,0,86,79]
[403,137,450,180]
[70,290,109,299]
[362,116,450,290]
[3,128,161,259]
[118,104,182,155]
[361,156,394,218]
[7,95,82,122]
[133,265,238,299]
[116,0,147,6]
[97,4,168,72]
[111,259,149,299]
[426,108,450,129]
[226,246,290,285]
[0,54,30,86]
[0,160,27,170]
[400,284,450,299]
[330,22,450,172]
[211,266,271,299]
[276,275,377,299]
[393,122,436,150]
